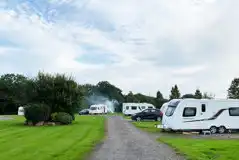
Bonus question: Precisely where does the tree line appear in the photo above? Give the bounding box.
[0,72,239,115]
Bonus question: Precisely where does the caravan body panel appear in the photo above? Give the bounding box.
[162,99,239,131]
[89,104,107,114]
[122,103,155,116]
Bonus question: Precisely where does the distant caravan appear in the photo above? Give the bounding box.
[122,103,155,116]
[158,99,239,134]
[89,104,108,115]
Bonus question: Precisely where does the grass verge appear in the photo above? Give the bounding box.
[132,121,161,133]
[159,137,239,160]
[0,115,105,160]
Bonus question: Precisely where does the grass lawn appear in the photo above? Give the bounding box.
[0,115,105,160]
[132,121,161,133]
[159,137,239,160]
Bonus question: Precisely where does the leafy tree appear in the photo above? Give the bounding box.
[181,94,195,99]
[228,78,239,99]
[202,92,215,99]
[195,89,202,99]
[125,91,139,102]
[169,85,181,99]
[156,91,163,99]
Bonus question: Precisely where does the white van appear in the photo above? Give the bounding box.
[122,103,155,116]
[158,99,239,134]
[89,104,107,115]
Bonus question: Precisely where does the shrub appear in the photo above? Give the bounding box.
[51,112,58,122]
[24,103,50,125]
[54,112,73,125]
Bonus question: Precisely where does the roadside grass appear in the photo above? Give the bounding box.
[132,121,161,133]
[159,137,239,160]
[0,115,105,160]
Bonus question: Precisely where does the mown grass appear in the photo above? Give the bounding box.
[0,115,105,160]
[132,121,161,133]
[159,137,239,160]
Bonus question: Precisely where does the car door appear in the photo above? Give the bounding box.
[141,109,151,119]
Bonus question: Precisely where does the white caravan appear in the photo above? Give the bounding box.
[18,106,24,116]
[159,99,239,134]
[89,104,107,115]
[122,103,155,116]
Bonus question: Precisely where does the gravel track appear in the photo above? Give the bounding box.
[89,116,184,160]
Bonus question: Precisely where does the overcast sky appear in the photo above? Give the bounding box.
[0,0,239,98]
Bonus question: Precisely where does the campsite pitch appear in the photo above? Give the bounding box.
[159,137,239,160]
[0,115,105,160]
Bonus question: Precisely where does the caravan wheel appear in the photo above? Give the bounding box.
[218,126,226,134]
[210,126,217,134]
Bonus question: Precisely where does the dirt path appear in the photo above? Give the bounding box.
[89,116,184,160]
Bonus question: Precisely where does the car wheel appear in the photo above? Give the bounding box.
[218,126,226,134]
[210,126,217,134]
[136,117,141,121]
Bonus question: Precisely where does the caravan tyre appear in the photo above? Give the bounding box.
[210,126,217,134]
[218,126,226,134]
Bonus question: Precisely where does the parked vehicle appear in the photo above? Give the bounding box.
[122,103,155,116]
[79,109,89,115]
[131,108,162,121]
[158,98,239,134]
[89,104,107,115]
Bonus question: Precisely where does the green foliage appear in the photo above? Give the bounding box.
[24,103,50,124]
[169,85,181,100]
[181,94,196,99]
[54,112,73,125]
[51,112,58,121]
[202,92,215,99]
[228,78,239,99]
[32,72,83,116]
[156,91,164,99]
[195,89,202,99]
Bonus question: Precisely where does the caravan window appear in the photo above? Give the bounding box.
[148,106,153,109]
[126,106,129,110]
[131,106,137,110]
[201,104,206,112]
[141,106,146,109]
[229,108,239,116]
[165,106,176,116]
[183,107,196,117]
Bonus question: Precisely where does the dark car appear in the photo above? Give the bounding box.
[79,109,89,115]
[131,108,163,121]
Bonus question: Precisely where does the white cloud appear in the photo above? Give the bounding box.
[1,0,239,99]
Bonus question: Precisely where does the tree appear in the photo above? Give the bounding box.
[125,91,138,102]
[195,89,202,99]
[169,85,181,99]
[202,92,215,99]
[228,78,239,99]
[181,94,195,99]
[156,91,163,99]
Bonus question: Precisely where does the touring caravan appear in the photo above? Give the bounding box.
[158,99,239,134]
[122,103,155,116]
[89,104,107,115]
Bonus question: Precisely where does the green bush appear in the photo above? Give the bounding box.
[51,112,58,122]
[24,103,50,124]
[54,112,73,125]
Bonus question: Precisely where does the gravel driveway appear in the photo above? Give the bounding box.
[89,116,184,160]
